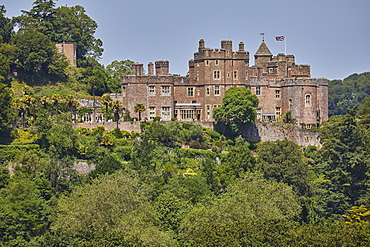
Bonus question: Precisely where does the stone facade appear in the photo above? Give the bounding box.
[122,39,328,126]
[56,43,77,67]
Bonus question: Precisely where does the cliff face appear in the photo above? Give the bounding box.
[242,122,321,148]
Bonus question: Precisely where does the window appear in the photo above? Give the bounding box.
[305,94,311,107]
[180,109,194,120]
[275,90,280,99]
[161,107,171,120]
[289,99,292,110]
[149,107,155,120]
[256,108,261,120]
[122,86,126,97]
[161,86,170,96]
[187,87,194,97]
[227,73,230,78]
[275,107,281,116]
[214,85,220,95]
[206,105,211,119]
[206,87,210,96]
[256,86,261,96]
[215,60,219,65]
[234,71,237,79]
[149,86,155,96]
[206,60,209,66]
[213,70,220,79]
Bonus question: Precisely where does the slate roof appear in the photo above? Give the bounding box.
[254,41,273,56]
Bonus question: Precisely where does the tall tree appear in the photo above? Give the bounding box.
[213,86,258,136]
[10,29,67,83]
[0,5,13,43]
[134,103,146,121]
[0,82,12,142]
[14,1,103,61]
[257,139,311,196]
[178,175,301,246]
[106,60,134,92]
[100,93,112,122]
[112,100,124,136]
[48,171,177,245]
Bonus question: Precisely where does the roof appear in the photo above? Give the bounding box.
[254,41,273,57]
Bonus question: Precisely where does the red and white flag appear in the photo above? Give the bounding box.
[276,36,285,41]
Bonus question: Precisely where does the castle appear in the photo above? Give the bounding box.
[121,39,328,127]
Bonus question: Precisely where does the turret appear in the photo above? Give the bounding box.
[254,41,273,67]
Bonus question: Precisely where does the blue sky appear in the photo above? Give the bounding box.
[3,0,370,79]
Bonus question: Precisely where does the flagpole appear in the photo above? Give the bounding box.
[285,35,287,55]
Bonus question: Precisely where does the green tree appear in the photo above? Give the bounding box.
[14,1,103,61]
[106,60,134,92]
[99,93,112,122]
[328,72,370,116]
[213,86,258,136]
[178,174,301,246]
[257,140,311,196]
[0,82,13,142]
[0,5,13,43]
[0,176,47,243]
[134,103,146,121]
[213,137,256,193]
[112,100,124,136]
[49,171,177,245]
[10,29,67,84]
[318,110,370,209]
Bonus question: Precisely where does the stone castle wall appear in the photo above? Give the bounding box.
[242,122,321,147]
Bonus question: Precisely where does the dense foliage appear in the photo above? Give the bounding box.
[328,72,370,116]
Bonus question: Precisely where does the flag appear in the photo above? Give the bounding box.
[276,36,285,41]
[260,33,265,35]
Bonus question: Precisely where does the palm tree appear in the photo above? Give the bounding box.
[100,94,112,122]
[65,95,77,121]
[13,98,26,128]
[14,95,35,127]
[134,103,146,121]
[112,100,123,137]
[50,94,61,116]
[88,77,96,122]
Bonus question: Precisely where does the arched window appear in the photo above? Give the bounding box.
[305,94,311,107]
[289,98,292,110]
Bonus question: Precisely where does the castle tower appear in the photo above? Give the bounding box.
[55,43,77,67]
[254,41,272,68]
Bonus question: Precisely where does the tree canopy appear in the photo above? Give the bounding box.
[213,86,258,136]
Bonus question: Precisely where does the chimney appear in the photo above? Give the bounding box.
[238,42,245,51]
[221,40,232,51]
[148,62,154,75]
[155,61,169,75]
[132,63,144,76]
[188,59,195,77]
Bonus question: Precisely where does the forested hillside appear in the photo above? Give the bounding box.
[329,72,370,116]
[0,1,370,246]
